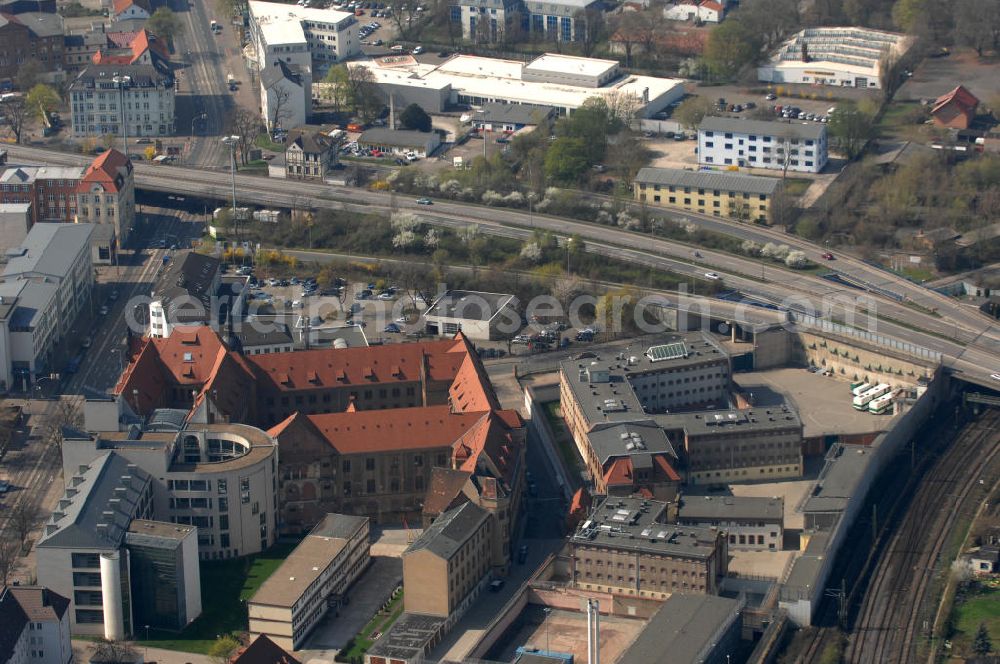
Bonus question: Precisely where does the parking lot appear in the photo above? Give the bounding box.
[733,367,888,438]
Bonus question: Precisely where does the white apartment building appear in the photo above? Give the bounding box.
[0,586,73,664]
[68,64,176,139]
[697,116,828,174]
[248,514,370,651]
[248,0,358,75]
[260,61,311,132]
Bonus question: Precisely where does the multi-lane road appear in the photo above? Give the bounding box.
[169,0,234,168]
[4,143,1000,386]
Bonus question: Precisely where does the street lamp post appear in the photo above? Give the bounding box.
[111,74,132,156]
[221,135,240,243]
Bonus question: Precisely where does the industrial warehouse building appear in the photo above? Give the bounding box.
[634,167,782,222]
[345,52,685,118]
[757,27,912,90]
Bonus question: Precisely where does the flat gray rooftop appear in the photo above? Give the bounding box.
[586,420,677,464]
[573,496,720,559]
[559,331,729,430]
[366,613,445,660]
[802,444,874,514]
[655,405,802,437]
[424,289,514,322]
[617,593,742,664]
[782,530,832,597]
[678,495,784,523]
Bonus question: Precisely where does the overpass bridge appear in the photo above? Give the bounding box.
[4,144,1000,389]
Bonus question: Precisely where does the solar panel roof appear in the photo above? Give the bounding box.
[645,342,687,362]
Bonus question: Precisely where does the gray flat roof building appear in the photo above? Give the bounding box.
[364,613,446,663]
[635,167,782,196]
[655,406,803,438]
[477,102,555,127]
[617,593,743,664]
[424,289,515,322]
[678,495,784,523]
[3,223,95,281]
[559,332,730,429]
[573,495,720,560]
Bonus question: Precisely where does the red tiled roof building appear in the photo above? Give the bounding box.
[115,328,526,571]
[931,85,979,130]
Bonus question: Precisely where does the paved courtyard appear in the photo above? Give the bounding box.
[488,605,644,664]
[300,556,403,663]
[734,367,886,438]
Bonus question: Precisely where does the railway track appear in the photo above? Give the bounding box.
[846,409,1000,663]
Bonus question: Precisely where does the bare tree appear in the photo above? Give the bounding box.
[575,7,607,57]
[268,84,292,138]
[89,639,139,664]
[230,108,261,165]
[11,500,40,550]
[385,0,432,41]
[0,539,20,585]
[1,96,29,144]
[39,399,82,452]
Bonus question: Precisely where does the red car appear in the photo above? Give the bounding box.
[822,252,835,260]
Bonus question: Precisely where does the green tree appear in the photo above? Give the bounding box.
[25,84,60,122]
[829,102,875,160]
[544,137,589,184]
[974,623,993,656]
[322,64,352,112]
[704,21,759,80]
[208,635,241,664]
[147,7,183,44]
[399,103,432,132]
[556,97,614,164]
[891,0,927,32]
[674,96,714,131]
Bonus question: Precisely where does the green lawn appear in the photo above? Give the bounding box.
[337,591,404,662]
[952,582,1000,656]
[782,178,812,198]
[255,132,285,152]
[136,541,298,654]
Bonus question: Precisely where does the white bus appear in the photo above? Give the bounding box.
[851,382,872,397]
[869,392,895,414]
[853,383,891,410]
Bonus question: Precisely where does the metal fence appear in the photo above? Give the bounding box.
[790,312,943,363]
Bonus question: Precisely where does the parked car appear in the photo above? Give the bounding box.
[517,545,528,564]
[489,580,505,592]
[416,197,433,205]
[384,323,401,333]
[99,304,109,315]
[822,252,835,260]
